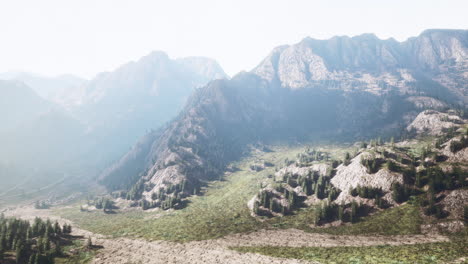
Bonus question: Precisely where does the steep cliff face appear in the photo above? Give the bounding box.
[100,74,276,193]
[406,29,468,102]
[100,30,468,207]
[253,30,467,104]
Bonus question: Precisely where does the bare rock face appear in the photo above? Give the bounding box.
[408,29,468,103]
[441,189,468,220]
[441,137,468,165]
[407,110,464,136]
[254,30,468,104]
[421,220,466,234]
[275,163,330,179]
[405,96,447,109]
[331,152,403,203]
[276,43,330,89]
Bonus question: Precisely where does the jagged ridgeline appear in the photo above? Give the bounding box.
[100,29,468,210]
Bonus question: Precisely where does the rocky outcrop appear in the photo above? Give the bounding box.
[331,152,403,203]
[275,163,330,179]
[407,110,465,136]
[441,189,468,220]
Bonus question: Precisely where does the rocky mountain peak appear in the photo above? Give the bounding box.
[251,30,467,104]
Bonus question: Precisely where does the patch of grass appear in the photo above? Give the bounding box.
[56,145,306,242]
[55,240,97,264]
[268,206,315,230]
[54,144,420,242]
[268,203,422,236]
[314,204,423,236]
[232,239,468,264]
[57,171,264,241]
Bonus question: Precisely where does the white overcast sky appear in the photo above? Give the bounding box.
[0,0,467,79]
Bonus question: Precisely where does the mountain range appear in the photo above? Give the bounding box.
[100,29,468,207]
[0,52,227,192]
[1,29,466,201]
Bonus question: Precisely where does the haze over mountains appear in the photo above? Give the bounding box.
[1,27,467,264]
[0,29,466,202]
[100,29,468,206]
[0,52,227,192]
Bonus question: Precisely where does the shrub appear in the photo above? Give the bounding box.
[450,136,468,153]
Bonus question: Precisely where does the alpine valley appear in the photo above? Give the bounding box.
[1,29,467,264]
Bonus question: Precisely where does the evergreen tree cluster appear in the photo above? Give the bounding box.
[254,169,341,217]
[360,155,384,174]
[124,180,145,201]
[391,182,412,204]
[386,160,398,172]
[295,148,329,167]
[34,201,50,210]
[349,185,386,208]
[414,166,466,191]
[108,178,197,211]
[130,180,190,210]
[150,180,188,210]
[314,200,365,225]
[92,198,114,212]
[343,152,352,166]
[0,215,71,264]
[280,171,340,201]
[253,186,298,216]
[349,185,383,199]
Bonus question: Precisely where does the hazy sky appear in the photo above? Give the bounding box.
[0,0,467,79]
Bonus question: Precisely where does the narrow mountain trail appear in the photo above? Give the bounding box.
[3,206,449,264]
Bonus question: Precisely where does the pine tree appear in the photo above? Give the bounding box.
[314,205,322,225]
[351,200,358,223]
[338,204,344,221]
[464,205,468,223]
[253,201,260,215]
[15,244,24,263]
[54,240,62,256]
[86,236,92,249]
[387,160,397,172]
[28,253,35,264]
[37,237,43,254]
[33,253,39,264]
[26,227,33,242]
[54,222,61,236]
[415,172,422,188]
[44,236,51,251]
[344,152,351,165]
[289,193,295,208]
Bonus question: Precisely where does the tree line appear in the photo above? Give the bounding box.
[0,215,72,264]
